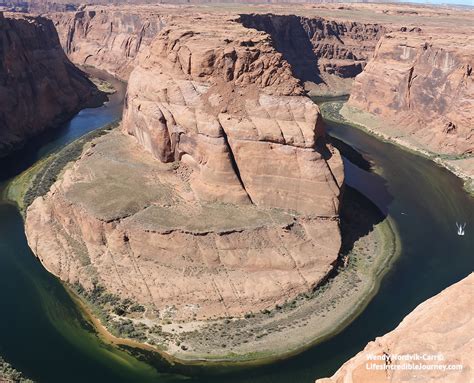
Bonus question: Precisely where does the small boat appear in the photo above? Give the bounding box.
[456,222,466,236]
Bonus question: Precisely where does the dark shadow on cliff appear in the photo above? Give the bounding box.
[239,14,323,84]
[315,133,372,173]
[339,185,386,255]
[330,136,372,172]
[314,134,385,254]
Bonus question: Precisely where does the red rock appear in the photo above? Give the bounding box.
[0,13,101,156]
[316,274,474,383]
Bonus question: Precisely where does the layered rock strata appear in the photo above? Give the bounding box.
[123,14,343,215]
[51,6,171,79]
[348,30,473,156]
[316,273,474,383]
[25,14,344,322]
[50,5,384,88]
[239,14,384,83]
[0,12,101,156]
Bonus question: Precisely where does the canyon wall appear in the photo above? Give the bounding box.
[51,7,171,79]
[348,30,473,156]
[50,6,384,90]
[316,273,473,383]
[25,13,344,322]
[0,12,100,156]
[239,14,384,84]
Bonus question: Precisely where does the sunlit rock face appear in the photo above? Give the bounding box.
[51,6,171,80]
[349,30,474,155]
[123,14,343,215]
[316,273,474,383]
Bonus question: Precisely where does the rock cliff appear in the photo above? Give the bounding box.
[239,14,384,85]
[348,29,473,156]
[50,6,384,90]
[51,6,171,79]
[316,273,473,383]
[25,13,344,322]
[0,12,101,157]
[123,14,343,214]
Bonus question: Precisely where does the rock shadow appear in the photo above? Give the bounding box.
[339,185,387,255]
[239,14,323,84]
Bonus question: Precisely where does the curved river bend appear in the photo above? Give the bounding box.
[0,85,472,382]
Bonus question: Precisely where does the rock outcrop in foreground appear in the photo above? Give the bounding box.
[26,14,343,322]
[348,30,473,156]
[0,12,101,156]
[317,273,473,383]
[123,14,343,215]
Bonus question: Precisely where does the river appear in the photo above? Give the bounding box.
[0,85,472,382]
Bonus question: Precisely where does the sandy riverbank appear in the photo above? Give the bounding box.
[3,122,119,214]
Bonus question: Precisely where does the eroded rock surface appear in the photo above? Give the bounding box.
[348,30,473,156]
[239,14,384,84]
[123,14,343,215]
[25,14,344,322]
[51,6,171,79]
[0,12,101,156]
[316,273,474,383]
[50,5,384,91]
[26,130,342,321]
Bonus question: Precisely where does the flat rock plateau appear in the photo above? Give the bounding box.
[0,11,102,157]
[12,0,473,365]
[316,273,474,383]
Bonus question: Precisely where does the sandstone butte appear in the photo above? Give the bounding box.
[49,5,385,86]
[0,11,101,157]
[26,11,345,322]
[316,273,473,383]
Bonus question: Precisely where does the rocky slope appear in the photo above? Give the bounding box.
[0,12,101,157]
[347,29,473,156]
[25,13,344,323]
[316,273,473,383]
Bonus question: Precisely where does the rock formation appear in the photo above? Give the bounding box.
[239,14,384,84]
[0,355,32,383]
[51,6,171,79]
[50,5,384,91]
[0,12,101,157]
[123,14,343,214]
[25,13,344,322]
[316,273,473,383]
[348,29,473,156]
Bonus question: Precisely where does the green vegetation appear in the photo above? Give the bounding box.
[0,356,34,382]
[90,77,116,94]
[70,282,153,344]
[5,122,119,215]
